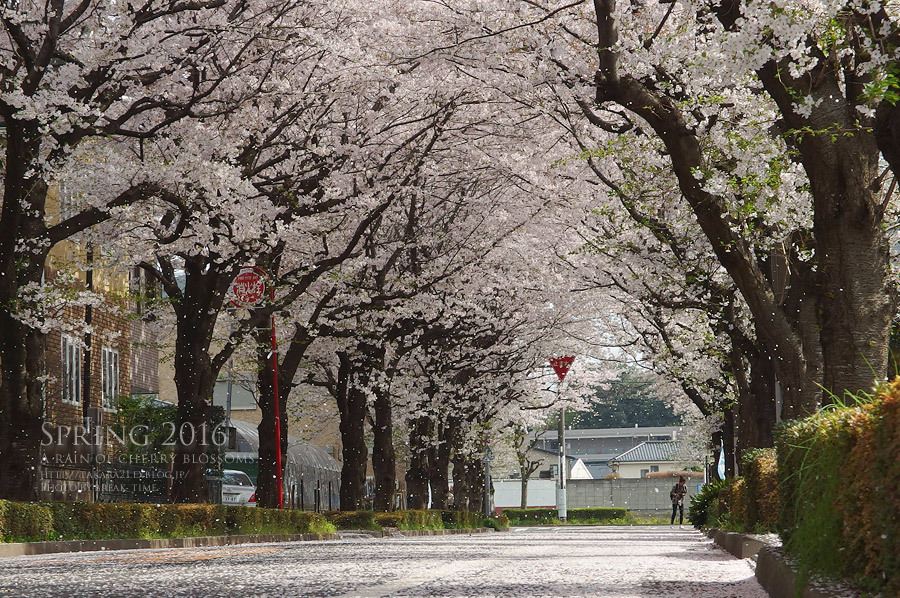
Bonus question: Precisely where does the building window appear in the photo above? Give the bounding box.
[61,335,81,405]
[101,347,119,411]
[651,465,659,473]
[640,468,649,478]
[58,180,78,222]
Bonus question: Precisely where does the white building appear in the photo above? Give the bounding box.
[607,440,696,478]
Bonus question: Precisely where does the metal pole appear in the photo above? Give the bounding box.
[557,399,567,522]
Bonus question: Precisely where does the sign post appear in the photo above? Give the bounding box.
[549,356,575,522]
[228,266,283,509]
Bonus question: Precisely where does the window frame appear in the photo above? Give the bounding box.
[61,335,82,406]
[101,346,120,412]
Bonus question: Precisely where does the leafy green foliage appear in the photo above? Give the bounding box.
[112,395,178,459]
[740,448,778,532]
[501,507,626,525]
[568,370,681,429]
[0,501,334,542]
[374,510,443,530]
[687,479,724,528]
[440,510,483,529]
[776,380,900,594]
[326,510,379,531]
[0,501,54,542]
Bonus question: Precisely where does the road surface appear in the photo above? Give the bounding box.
[0,526,767,597]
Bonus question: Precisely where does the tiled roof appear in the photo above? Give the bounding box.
[608,440,679,463]
[533,426,683,440]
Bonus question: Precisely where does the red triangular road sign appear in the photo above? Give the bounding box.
[549,356,575,381]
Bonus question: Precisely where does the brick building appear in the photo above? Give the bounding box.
[38,210,159,500]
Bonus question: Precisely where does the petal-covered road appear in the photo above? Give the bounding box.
[0,526,767,597]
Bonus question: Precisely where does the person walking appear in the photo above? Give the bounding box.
[670,476,687,525]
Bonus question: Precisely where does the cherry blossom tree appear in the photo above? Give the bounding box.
[0,0,302,500]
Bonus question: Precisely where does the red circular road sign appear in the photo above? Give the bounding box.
[228,266,267,308]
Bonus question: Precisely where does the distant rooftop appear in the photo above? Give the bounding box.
[609,440,680,463]
[532,426,683,440]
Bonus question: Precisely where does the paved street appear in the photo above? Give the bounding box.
[0,527,766,597]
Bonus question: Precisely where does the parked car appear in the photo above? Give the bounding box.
[222,469,256,506]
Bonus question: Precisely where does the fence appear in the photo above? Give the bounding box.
[494,478,699,514]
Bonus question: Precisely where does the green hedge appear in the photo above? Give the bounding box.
[0,501,54,542]
[482,514,510,530]
[688,479,724,528]
[502,507,626,524]
[741,448,778,532]
[440,510,483,529]
[326,510,379,531]
[776,381,900,594]
[374,510,443,530]
[569,507,627,522]
[0,501,333,542]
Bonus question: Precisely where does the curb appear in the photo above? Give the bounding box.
[755,546,855,598]
[338,527,495,539]
[706,529,859,598]
[710,528,766,559]
[0,532,338,558]
[0,527,498,558]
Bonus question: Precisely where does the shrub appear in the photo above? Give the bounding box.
[721,477,748,531]
[741,448,778,532]
[569,507,626,522]
[1,502,54,542]
[5,502,332,542]
[440,511,483,529]
[374,512,404,528]
[372,510,443,530]
[777,379,900,595]
[501,508,558,524]
[482,517,501,530]
[326,510,379,531]
[0,500,7,539]
[500,507,626,525]
[398,509,443,530]
[688,479,724,528]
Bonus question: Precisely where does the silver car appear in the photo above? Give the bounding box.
[222,469,256,506]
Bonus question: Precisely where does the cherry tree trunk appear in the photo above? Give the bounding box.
[169,260,232,503]
[426,418,456,510]
[335,352,368,510]
[0,125,50,501]
[371,391,396,511]
[451,453,469,511]
[170,325,216,503]
[405,416,431,510]
[737,350,777,456]
[255,339,289,509]
[0,313,45,501]
[465,456,484,514]
[256,325,313,508]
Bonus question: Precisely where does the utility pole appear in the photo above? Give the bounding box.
[549,356,575,523]
[557,404,567,522]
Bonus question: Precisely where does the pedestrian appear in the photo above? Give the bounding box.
[670,476,687,525]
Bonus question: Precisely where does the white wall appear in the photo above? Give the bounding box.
[494,479,558,508]
[615,462,692,479]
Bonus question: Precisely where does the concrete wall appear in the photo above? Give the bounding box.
[494,478,704,513]
[567,478,689,512]
[494,479,558,508]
